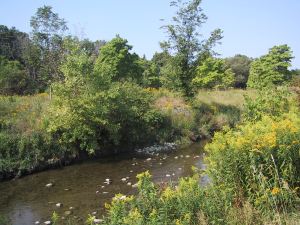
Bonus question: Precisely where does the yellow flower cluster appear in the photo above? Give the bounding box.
[271,187,280,195]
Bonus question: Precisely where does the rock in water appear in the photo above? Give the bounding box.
[55,203,63,207]
[94,218,104,223]
[104,178,111,184]
[45,183,53,188]
[64,210,72,216]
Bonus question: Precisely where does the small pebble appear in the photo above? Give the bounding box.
[127,182,132,186]
[44,221,51,225]
[94,218,104,224]
[132,183,138,188]
[56,203,63,208]
[166,174,171,177]
[92,211,97,215]
[64,210,72,216]
[45,183,53,188]
[102,192,109,194]
[185,155,190,158]
[174,156,178,159]
[35,221,40,224]
[146,158,152,161]
[121,178,127,182]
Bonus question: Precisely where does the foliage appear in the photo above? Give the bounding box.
[192,90,243,139]
[0,56,31,95]
[192,57,234,89]
[159,56,183,92]
[153,90,195,143]
[206,113,300,214]
[29,5,68,90]
[0,214,10,225]
[247,45,293,88]
[102,169,298,225]
[0,25,29,62]
[161,0,223,96]
[225,54,252,88]
[243,87,292,123]
[0,94,63,179]
[47,80,168,154]
[94,36,143,85]
[51,211,59,225]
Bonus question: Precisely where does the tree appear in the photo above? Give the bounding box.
[225,54,252,88]
[30,5,68,90]
[192,57,234,89]
[161,0,223,96]
[0,56,30,95]
[0,25,29,62]
[247,45,293,88]
[93,36,143,85]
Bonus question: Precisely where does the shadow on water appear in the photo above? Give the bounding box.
[0,142,207,225]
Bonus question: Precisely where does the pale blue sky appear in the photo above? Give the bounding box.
[0,0,299,67]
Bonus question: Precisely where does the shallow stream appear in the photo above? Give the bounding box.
[0,142,207,225]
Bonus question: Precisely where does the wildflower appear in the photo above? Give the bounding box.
[271,187,280,195]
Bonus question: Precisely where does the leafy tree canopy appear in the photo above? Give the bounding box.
[93,36,143,85]
[225,54,252,88]
[192,56,234,89]
[161,0,223,96]
[247,45,293,88]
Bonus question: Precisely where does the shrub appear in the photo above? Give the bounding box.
[205,113,300,214]
[243,87,293,123]
[47,82,168,154]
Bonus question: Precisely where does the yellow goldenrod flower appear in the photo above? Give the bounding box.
[271,187,280,195]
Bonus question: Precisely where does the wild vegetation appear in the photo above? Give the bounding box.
[0,0,299,224]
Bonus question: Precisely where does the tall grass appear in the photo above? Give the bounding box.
[195,89,256,109]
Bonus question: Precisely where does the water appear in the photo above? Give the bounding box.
[0,142,207,225]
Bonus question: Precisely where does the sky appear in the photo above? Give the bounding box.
[0,0,299,68]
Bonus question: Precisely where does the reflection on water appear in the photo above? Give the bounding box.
[0,142,207,225]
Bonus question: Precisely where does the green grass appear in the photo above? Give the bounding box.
[0,93,50,133]
[195,89,257,109]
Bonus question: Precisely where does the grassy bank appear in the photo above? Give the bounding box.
[0,89,253,180]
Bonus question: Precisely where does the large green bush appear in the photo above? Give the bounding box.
[46,81,167,154]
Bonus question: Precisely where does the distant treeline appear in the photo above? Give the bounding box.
[1,5,299,96]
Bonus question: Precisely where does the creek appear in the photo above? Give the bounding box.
[0,142,207,225]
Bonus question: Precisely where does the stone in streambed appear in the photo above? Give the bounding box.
[45,183,53,188]
[64,210,72,216]
[55,203,63,207]
[94,218,104,224]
